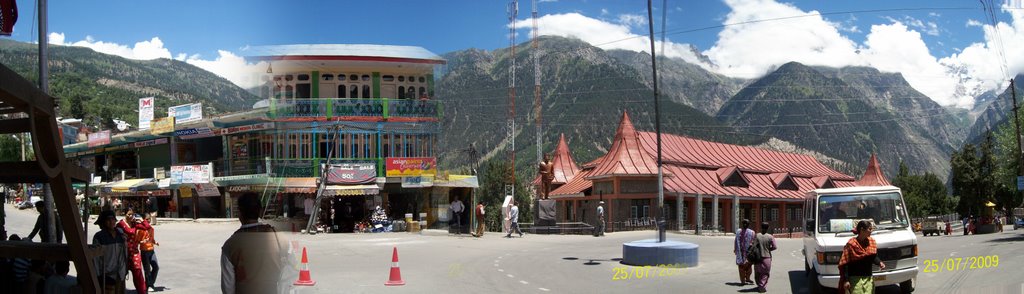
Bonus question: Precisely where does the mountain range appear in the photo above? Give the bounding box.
[437,36,976,180]
[0,38,259,130]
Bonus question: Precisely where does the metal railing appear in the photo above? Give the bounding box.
[269,98,439,120]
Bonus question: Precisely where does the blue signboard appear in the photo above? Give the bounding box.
[1018,176,1024,191]
[168,103,203,124]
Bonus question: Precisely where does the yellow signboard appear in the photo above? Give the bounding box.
[179,186,193,198]
[151,117,175,135]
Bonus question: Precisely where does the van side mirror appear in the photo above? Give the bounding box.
[805,220,814,234]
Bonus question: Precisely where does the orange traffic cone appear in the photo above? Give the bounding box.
[384,246,405,286]
[294,247,316,286]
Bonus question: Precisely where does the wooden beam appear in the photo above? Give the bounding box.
[0,65,54,115]
[0,118,30,134]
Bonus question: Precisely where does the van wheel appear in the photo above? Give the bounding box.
[900,278,915,293]
[808,267,822,294]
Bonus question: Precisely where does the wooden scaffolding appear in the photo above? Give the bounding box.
[0,63,100,292]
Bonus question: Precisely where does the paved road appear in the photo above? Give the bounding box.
[5,204,1024,293]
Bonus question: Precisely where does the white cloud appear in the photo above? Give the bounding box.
[703,0,972,106]
[46,32,263,88]
[600,8,609,16]
[617,14,647,28]
[966,19,984,27]
[929,12,941,18]
[185,50,268,89]
[513,13,708,66]
[890,16,940,36]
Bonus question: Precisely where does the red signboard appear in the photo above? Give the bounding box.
[327,163,376,184]
[385,157,437,177]
[87,130,111,147]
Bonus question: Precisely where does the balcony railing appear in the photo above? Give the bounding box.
[269,98,440,120]
[269,158,382,178]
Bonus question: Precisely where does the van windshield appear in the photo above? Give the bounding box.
[817,192,909,233]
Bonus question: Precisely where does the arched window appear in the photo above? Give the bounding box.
[419,87,426,98]
[284,85,294,99]
[349,74,358,81]
[338,85,346,98]
[361,74,370,81]
[350,85,359,98]
[398,86,406,99]
[362,85,371,98]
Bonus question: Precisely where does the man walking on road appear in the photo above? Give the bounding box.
[475,201,486,237]
[146,193,159,225]
[506,200,523,238]
[595,201,605,237]
[221,192,288,294]
[93,210,127,294]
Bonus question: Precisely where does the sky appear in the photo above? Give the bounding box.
[4,0,1024,108]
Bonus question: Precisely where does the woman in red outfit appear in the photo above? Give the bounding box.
[117,209,151,294]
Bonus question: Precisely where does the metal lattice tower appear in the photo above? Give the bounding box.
[532,0,542,168]
[507,0,518,198]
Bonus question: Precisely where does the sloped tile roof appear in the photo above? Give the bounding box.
[533,133,582,185]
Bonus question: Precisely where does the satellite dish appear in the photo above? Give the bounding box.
[115,119,130,131]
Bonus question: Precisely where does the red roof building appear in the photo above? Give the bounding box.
[550,111,858,234]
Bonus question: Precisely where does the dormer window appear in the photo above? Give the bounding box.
[770,172,798,190]
[716,166,748,188]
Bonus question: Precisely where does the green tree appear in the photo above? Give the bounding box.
[892,161,951,218]
[992,109,1024,217]
[951,144,981,216]
[476,159,532,231]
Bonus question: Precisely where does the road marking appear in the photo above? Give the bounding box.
[494,260,500,263]
[507,274,515,278]
[498,256,503,259]
[498,269,504,272]
[520,280,529,284]
[494,264,499,267]
[539,288,550,292]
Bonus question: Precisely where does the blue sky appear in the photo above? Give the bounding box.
[3,0,1023,107]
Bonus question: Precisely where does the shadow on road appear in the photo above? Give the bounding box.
[983,233,1024,243]
[562,256,619,265]
[786,270,905,294]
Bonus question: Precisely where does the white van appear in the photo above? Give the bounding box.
[802,186,918,293]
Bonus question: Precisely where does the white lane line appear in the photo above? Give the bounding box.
[520,280,529,284]
[498,269,504,272]
[494,264,499,267]
[498,256,503,259]
[539,288,550,292]
[507,274,515,278]
[494,260,500,263]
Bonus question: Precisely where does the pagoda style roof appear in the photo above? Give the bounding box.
[585,111,662,180]
[854,153,891,186]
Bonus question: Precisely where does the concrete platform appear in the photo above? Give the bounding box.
[621,239,699,267]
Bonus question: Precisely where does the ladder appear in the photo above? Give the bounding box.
[0,64,100,292]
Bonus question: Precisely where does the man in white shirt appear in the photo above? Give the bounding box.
[450,199,464,235]
[505,200,523,238]
[596,201,605,237]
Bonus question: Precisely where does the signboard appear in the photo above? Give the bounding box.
[151,117,174,135]
[87,130,111,147]
[326,163,376,184]
[228,186,252,192]
[170,164,212,184]
[168,103,203,124]
[153,167,166,180]
[401,176,434,188]
[385,157,437,177]
[272,160,315,177]
[133,138,168,148]
[195,183,220,197]
[178,186,193,198]
[138,97,154,130]
[176,127,216,140]
[219,122,274,136]
[1018,176,1024,191]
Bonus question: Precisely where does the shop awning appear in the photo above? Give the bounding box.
[108,178,154,193]
[214,173,272,187]
[433,175,479,188]
[324,184,379,196]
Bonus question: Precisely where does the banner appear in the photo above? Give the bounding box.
[176,127,215,140]
[151,117,174,135]
[170,164,212,184]
[138,97,154,130]
[133,138,168,148]
[178,186,193,198]
[87,130,111,147]
[326,163,376,184]
[168,103,203,124]
[219,122,274,136]
[385,157,437,177]
[195,183,220,197]
[401,176,434,188]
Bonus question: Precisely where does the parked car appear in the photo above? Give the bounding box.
[921,218,944,236]
[1014,217,1024,230]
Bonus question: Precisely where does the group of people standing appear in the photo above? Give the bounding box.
[733,219,884,293]
[92,207,160,293]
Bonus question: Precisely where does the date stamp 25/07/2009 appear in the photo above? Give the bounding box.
[611,264,685,281]
[922,255,999,273]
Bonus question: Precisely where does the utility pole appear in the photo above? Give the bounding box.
[1011,78,1023,207]
[37,0,57,244]
[646,0,666,242]
[507,0,518,202]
